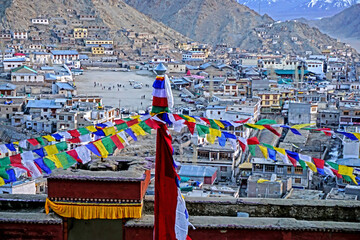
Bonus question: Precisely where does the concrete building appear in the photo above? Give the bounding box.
[0,180,36,194]
[0,83,16,96]
[11,66,44,83]
[316,109,340,128]
[305,59,324,75]
[251,158,312,189]
[73,28,88,39]
[31,18,49,25]
[247,175,292,198]
[3,57,27,72]
[178,165,217,185]
[0,96,26,120]
[288,102,311,125]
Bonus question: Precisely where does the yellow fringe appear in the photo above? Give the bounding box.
[45,198,142,220]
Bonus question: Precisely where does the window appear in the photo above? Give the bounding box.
[59,116,64,120]
[265,165,275,173]
[287,166,292,174]
[265,95,270,99]
[220,166,227,172]
[68,116,72,121]
[294,167,303,174]
[265,101,270,105]
[277,166,283,174]
[254,164,263,171]
[344,111,349,116]
[294,178,302,184]
[12,108,17,112]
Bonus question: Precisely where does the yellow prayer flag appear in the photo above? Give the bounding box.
[131,124,146,136]
[93,141,108,158]
[131,115,140,119]
[258,145,268,159]
[206,134,216,144]
[44,145,59,156]
[13,141,19,145]
[291,123,315,129]
[246,123,265,130]
[47,155,63,168]
[338,165,354,176]
[43,135,56,142]
[305,162,317,173]
[103,127,116,136]
[183,115,196,123]
[214,120,225,128]
[209,128,221,137]
[0,177,5,186]
[273,147,286,155]
[85,126,97,132]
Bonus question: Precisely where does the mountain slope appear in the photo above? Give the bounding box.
[125,0,357,55]
[237,0,360,20]
[125,0,272,45]
[309,3,360,39]
[0,0,189,45]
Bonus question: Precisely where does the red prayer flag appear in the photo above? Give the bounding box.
[67,149,82,163]
[68,129,80,138]
[200,117,210,125]
[263,125,281,137]
[154,124,178,240]
[313,158,325,169]
[247,137,260,145]
[331,168,342,178]
[11,163,31,177]
[184,121,196,135]
[234,118,250,124]
[110,135,124,149]
[144,118,160,129]
[28,138,40,146]
[114,119,125,125]
[126,119,139,127]
[288,156,297,167]
[173,114,183,121]
[10,154,22,165]
[68,137,81,143]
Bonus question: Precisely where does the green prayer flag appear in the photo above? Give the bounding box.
[56,152,76,170]
[298,159,307,170]
[208,119,219,130]
[248,145,257,156]
[139,121,152,134]
[151,106,169,114]
[116,123,128,131]
[43,157,56,170]
[0,157,11,167]
[262,143,274,150]
[326,161,339,170]
[196,124,210,137]
[255,119,277,125]
[101,137,117,155]
[0,167,9,180]
[55,142,68,152]
[78,127,90,135]
[36,137,45,145]
[343,175,352,182]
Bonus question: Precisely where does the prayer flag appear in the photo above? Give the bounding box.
[44,145,59,156]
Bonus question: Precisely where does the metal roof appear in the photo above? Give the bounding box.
[178,165,217,178]
[26,99,63,109]
[0,83,16,90]
[50,50,79,55]
[55,82,75,90]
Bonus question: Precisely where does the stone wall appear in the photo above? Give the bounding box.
[144,196,360,222]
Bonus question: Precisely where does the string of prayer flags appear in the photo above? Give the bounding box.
[263,125,281,137]
[291,123,315,129]
[46,155,62,169]
[103,126,116,136]
[125,128,137,141]
[42,157,57,171]
[152,76,169,113]
[234,118,250,124]
[255,119,277,125]
[245,123,265,130]
[67,149,82,163]
[131,124,147,136]
[55,152,77,170]
[110,135,125,150]
[273,147,289,164]
[55,142,68,152]
[138,121,153,134]
[285,150,299,167]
